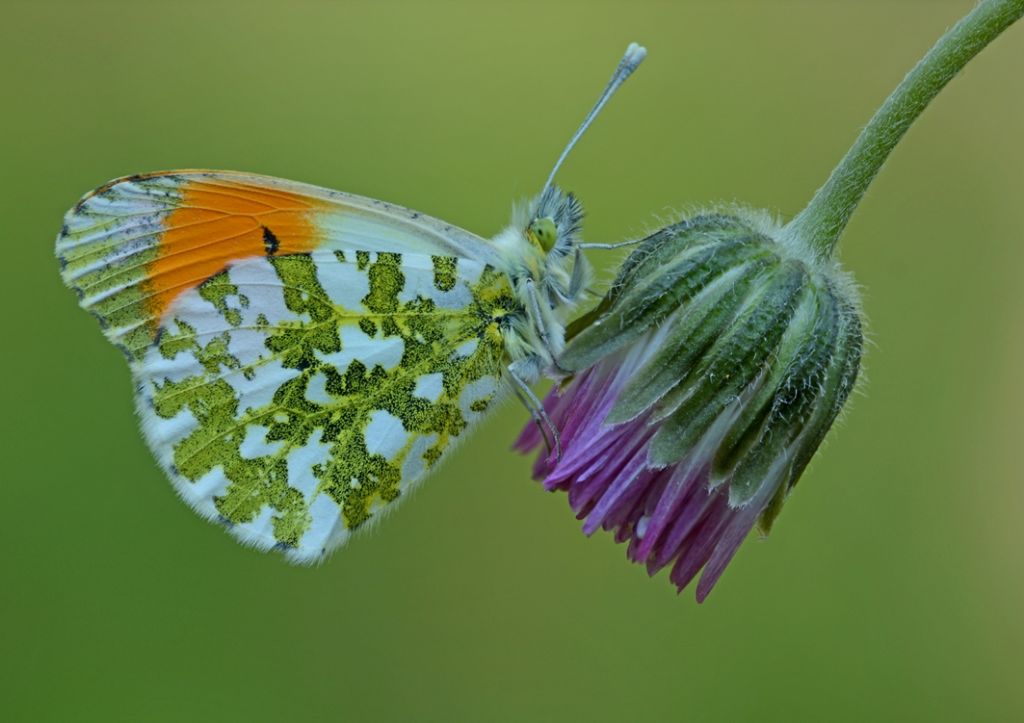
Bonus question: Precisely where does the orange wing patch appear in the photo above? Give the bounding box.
[58,171,336,359]
[150,178,325,319]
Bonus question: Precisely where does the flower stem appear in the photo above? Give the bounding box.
[784,0,1024,257]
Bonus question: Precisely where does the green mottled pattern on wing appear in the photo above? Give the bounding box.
[138,250,517,558]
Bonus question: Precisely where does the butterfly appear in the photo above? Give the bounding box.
[55,44,646,562]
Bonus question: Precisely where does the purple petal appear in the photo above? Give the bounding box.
[648,483,724,574]
[603,466,662,534]
[581,441,652,535]
[630,460,705,562]
[668,506,734,592]
[695,480,779,601]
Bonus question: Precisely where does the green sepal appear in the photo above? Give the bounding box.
[724,284,842,502]
[561,220,768,372]
[757,290,863,531]
[713,280,839,483]
[648,261,808,467]
[606,257,773,424]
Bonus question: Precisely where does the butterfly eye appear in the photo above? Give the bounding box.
[528,217,558,252]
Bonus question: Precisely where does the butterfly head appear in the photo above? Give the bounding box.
[497,185,586,299]
[524,185,584,258]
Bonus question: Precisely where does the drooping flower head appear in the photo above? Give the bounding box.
[517,210,863,600]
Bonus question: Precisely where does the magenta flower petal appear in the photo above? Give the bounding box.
[516,366,782,600]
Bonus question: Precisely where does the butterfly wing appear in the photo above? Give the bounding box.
[57,170,518,561]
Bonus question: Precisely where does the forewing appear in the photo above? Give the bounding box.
[56,170,501,358]
[57,171,516,561]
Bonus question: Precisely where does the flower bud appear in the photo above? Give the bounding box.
[516,210,863,600]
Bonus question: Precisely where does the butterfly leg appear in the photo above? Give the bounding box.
[550,247,589,306]
[567,246,587,300]
[525,278,569,376]
[507,360,562,461]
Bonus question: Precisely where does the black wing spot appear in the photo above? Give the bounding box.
[262,226,280,255]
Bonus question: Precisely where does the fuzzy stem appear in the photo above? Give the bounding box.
[784,0,1024,257]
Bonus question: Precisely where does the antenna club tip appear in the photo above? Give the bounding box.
[624,42,648,67]
[539,41,648,196]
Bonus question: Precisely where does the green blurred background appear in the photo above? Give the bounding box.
[3,1,1022,721]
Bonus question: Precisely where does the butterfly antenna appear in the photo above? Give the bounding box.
[540,42,647,199]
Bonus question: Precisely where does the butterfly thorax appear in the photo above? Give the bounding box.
[489,186,591,380]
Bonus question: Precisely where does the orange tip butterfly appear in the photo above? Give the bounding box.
[56,43,647,562]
